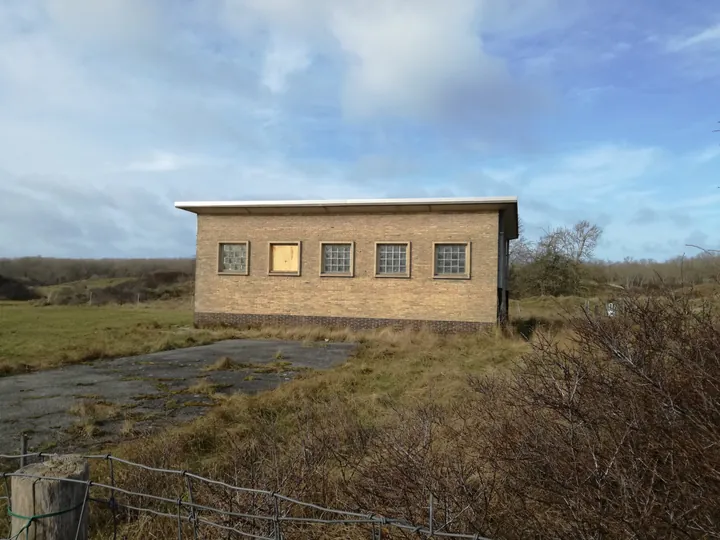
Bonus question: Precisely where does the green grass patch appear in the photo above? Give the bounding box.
[0,302,245,376]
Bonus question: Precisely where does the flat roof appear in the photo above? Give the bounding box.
[175,196,519,239]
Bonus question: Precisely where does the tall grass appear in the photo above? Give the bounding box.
[92,328,528,539]
[93,290,720,539]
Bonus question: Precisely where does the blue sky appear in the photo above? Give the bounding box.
[0,0,718,261]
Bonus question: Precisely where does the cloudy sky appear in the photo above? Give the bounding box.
[0,0,718,261]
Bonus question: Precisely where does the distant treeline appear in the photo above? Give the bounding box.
[512,252,720,299]
[585,254,720,290]
[1,249,718,296]
[509,220,718,297]
[0,257,195,286]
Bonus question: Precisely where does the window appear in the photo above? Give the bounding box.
[434,243,470,278]
[268,242,301,275]
[218,242,249,274]
[376,242,410,277]
[320,242,354,276]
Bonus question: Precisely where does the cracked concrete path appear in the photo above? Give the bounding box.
[0,339,356,455]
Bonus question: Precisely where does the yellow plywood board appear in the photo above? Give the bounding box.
[271,244,299,272]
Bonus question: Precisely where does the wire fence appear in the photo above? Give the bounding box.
[0,452,491,540]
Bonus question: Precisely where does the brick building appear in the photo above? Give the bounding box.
[175,197,518,333]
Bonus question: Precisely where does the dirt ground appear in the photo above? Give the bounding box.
[0,339,356,455]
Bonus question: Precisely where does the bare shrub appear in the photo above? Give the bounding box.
[340,290,720,538]
[0,257,195,286]
[497,291,719,538]
[0,274,37,300]
[98,303,718,539]
[487,291,720,538]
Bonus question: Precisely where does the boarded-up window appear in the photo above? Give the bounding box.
[269,242,301,275]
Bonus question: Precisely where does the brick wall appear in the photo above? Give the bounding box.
[195,211,499,324]
[195,312,491,333]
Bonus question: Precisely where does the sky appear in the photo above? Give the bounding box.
[0,0,718,261]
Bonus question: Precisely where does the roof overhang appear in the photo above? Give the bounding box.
[175,196,519,240]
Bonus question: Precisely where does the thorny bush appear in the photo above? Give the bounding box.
[349,291,720,539]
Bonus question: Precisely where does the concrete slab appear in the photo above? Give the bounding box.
[0,339,356,455]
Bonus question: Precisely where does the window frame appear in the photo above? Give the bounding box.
[267,241,302,276]
[374,241,411,278]
[319,241,355,277]
[432,242,471,280]
[217,241,250,276]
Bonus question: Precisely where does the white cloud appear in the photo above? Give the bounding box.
[125,152,207,173]
[667,23,720,52]
[261,35,310,93]
[495,142,720,261]
[44,0,162,46]
[560,144,658,173]
[332,1,509,120]
[4,0,714,262]
[0,33,92,108]
[527,144,660,197]
[222,0,569,121]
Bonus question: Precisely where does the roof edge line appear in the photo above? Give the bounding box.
[174,196,518,209]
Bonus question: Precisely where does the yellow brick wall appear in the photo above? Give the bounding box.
[195,211,499,323]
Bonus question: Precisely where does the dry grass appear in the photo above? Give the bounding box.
[69,399,121,421]
[203,356,236,371]
[512,284,720,322]
[510,294,604,320]
[85,292,720,540]
[68,399,124,439]
[186,378,219,396]
[120,419,136,437]
[92,326,529,539]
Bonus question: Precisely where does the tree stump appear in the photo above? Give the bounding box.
[10,455,89,540]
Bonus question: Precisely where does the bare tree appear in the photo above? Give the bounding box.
[509,220,536,266]
[511,220,602,265]
[558,220,602,263]
[536,226,565,256]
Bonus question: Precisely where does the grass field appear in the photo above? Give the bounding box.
[0,301,238,376]
[11,287,712,378]
[0,295,576,377]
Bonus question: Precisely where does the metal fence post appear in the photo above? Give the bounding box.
[429,493,434,536]
[19,433,28,468]
[273,494,282,540]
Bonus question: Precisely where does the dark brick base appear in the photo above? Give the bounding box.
[195,312,492,334]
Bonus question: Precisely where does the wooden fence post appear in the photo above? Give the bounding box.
[10,455,89,540]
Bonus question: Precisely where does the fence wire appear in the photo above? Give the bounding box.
[0,452,491,540]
